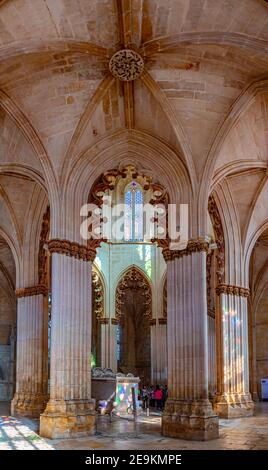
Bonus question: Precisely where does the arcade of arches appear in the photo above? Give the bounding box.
[1,0,268,445]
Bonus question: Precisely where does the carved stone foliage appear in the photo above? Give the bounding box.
[115,267,152,321]
[38,206,50,286]
[206,251,216,318]
[16,285,48,298]
[48,239,96,262]
[216,284,250,297]
[208,195,225,284]
[109,49,144,81]
[88,164,168,251]
[92,270,104,319]
[163,238,209,262]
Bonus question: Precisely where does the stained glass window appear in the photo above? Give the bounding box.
[116,324,121,361]
[124,181,143,241]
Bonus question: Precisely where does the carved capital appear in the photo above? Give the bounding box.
[111,318,119,325]
[163,238,210,262]
[48,239,96,262]
[158,318,167,325]
[16,284,48,298]
[149,319,156,326]
[216,284,250,297]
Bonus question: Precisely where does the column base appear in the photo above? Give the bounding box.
[213,393,254,418]
[162,399,219,441]
[11,392,48,418]
[251,391,260,402]
[40,399,96,439]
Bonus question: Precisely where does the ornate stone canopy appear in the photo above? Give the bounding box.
[115,267,152,321]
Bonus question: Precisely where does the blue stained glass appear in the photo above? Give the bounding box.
[124,183,143,242]
[116,325,121,361]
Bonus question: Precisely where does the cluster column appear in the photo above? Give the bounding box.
[11,285,48,417]
[150,319,167,384]
[214,284,254,417]
[99,318,118,372]
[40,239,96,439]
[162,239,219,441]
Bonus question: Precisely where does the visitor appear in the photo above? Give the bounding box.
[162,384,168,406]
[141,386,149,410]
[154,385,163,411]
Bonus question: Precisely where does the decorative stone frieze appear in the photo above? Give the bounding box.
[38,206,50,285]
[15,284,48,298]
[208,195,225,284]
[216,284,250,297]
[48,239,96,262]
[163,238,210,262]
[109,49,144,81]
[92,271,104,319]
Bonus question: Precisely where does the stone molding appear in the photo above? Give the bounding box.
[16,284,48,298]
[48,239,96,262]
[158,318,167,325]
[92,271,104,319]
[208,195,225,284]
[38,206,50,285]
[216,284,250,297]
[163,238,209,262]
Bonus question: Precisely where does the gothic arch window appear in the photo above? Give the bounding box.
[124,181,143,242]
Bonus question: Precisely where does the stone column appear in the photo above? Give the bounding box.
[248,300,259,401]
[11,285,48,417]
[150,320,157,384]
[110,319,118,373]
[158,319,167,384]
[162,240,219,441]
[100,318,110,369]
[150,319,167,385]
[214,284,254,417]
[100,318,118,372]
[208,313,216,399]
[40,240,96,439]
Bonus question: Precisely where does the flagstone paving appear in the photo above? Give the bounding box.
[0,402,268,450]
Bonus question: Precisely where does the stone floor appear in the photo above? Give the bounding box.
[0,401,268,450]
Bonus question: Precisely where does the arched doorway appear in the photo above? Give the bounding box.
[115,267,152,384]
